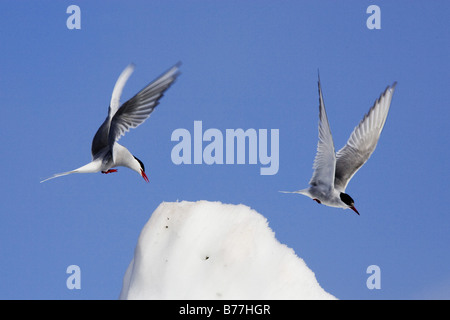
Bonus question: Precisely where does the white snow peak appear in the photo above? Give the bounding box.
[119,200,336,300]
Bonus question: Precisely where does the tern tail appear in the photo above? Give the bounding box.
[40,170,78,183]
[279,189,309,195]
[40,160,102,183]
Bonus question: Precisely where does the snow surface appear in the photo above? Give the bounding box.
[119,200,336,300]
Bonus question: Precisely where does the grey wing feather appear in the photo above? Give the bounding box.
[309,76,336,189]
[91,117,110,158]
[334,82,397,192]
[91,64,136,158]
[108,63,181,148]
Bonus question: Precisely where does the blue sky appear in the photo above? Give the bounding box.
[1,1,449,299]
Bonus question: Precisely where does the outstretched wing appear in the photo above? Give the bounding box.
[334,82,397,192]
[309,75,336,190]
[91,64,136,157]
[108,63,181,150]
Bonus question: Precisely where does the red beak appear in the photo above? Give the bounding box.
[350,206,359,215]
[141,170,149,182]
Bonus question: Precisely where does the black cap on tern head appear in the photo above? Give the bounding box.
[340,192,359,215]
[133,156,145,172]
[340,192,354,206]
[134,156,149,182]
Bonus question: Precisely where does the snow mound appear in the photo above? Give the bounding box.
[119,200,336,300]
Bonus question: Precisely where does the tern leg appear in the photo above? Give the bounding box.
[102,169,118,174]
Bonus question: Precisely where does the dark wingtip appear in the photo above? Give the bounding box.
[391,81,397,90]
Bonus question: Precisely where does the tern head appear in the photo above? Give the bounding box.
[340,192,359,215]
[133,156,149,182]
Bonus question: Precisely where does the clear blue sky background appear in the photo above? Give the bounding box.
[1,1,449,300]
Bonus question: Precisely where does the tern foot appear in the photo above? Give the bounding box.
[313,198,321,204]
[102,169,118,174]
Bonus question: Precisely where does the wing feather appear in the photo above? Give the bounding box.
[334,82,397,192]
[309,76,336,189]
[108,63,181,150]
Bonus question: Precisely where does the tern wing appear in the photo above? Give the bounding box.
[334,82,397,192]
[91,64,136,157]
[108,63,181,151]
[109,64,136,118]
[309,76,336,189]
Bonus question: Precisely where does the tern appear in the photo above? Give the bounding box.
[41,63,180,183]
[282,76,396,215]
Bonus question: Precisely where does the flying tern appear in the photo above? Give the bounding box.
[282,76,396,215]
[41,63,180,183]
